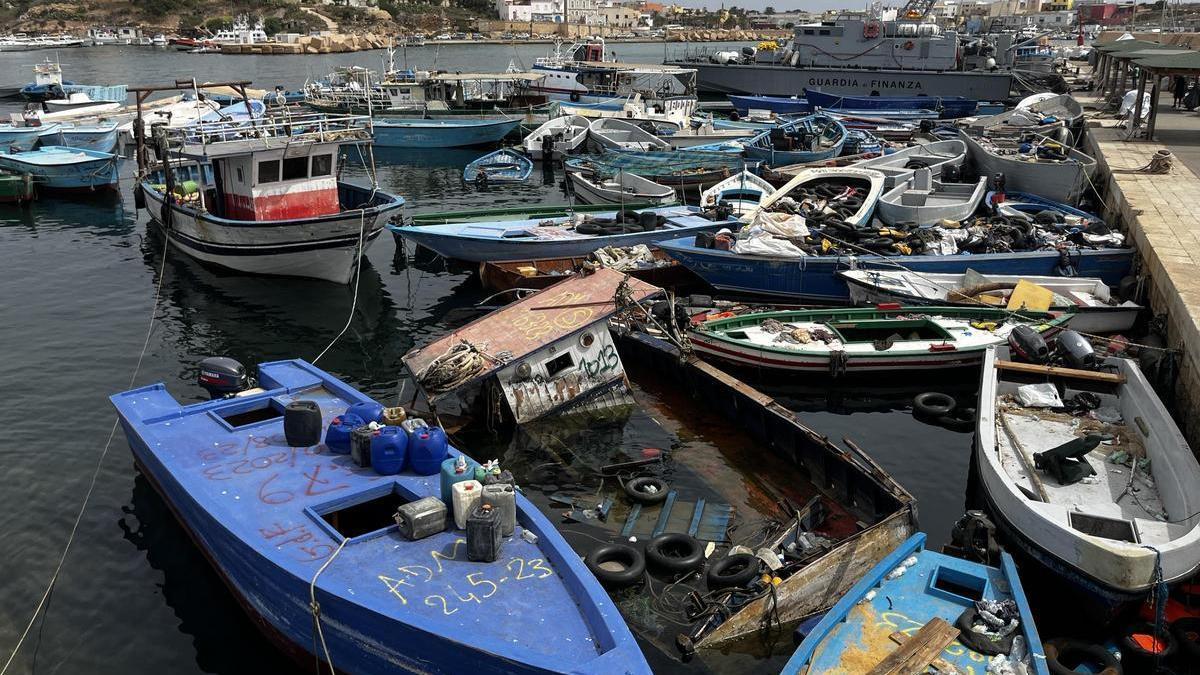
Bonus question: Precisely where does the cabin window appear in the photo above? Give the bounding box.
[311,154,333,177]
[543,352,575,378]
[258,159,280,184]
[282,156,309,181]
[803,29,815,35]
[235,167,244,183]
[818,29,830,35]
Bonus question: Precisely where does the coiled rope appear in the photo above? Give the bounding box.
[1111,149,1173,174]
[415,340,512,393]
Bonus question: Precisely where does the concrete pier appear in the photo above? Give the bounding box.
[1077,89,1200,447]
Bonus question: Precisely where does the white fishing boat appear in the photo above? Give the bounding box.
[567,169,675,205]
[839,270,1142,333]
[689,306,1071,374]
[967,93,1085,137]
[699,170,775,215]
[876,168,987,226]
[586,118,670,152]
[751,167,886,227]
[522,114,589,160]
[977,347,1200,615]
[137,112,405,284]
[958,129,1096,205]
[659,123,755,149]
[850,139,968,189]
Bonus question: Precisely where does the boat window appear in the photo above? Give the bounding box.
[258,159,280,184]
[827,319,952,343]
[282,156,308,181]
[311,154,332,177]
[818,29,830,35]
[1069,512,1139,543]
[544,352,575,378]
[320,490,408,538]
[235,167,244,183]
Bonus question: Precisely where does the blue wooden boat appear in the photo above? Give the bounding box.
[0,122,58,152]
[111,359,651,675]
[0,146,118,194]
[986,191,1104,228]
[805,90,980,118]
[38,122,120,153]
[728,95,809,115]
[655,236,1135,303]
[373,119,522,148]
[390,205,740,263]
[463,148,532,183]
[743,114,846,168]
[781,533,1050,675]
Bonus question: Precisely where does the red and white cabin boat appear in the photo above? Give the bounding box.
[139,113,404,284]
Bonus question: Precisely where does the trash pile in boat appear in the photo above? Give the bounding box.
[695,171,1124,259]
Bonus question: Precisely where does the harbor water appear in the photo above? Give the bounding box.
[0,45,975,674]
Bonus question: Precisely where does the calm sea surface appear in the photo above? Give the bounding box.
[0,43,977,674]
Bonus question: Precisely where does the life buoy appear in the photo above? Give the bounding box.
[903,40,915,51]
[863,21,881,39]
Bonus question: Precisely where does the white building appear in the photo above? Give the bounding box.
[496,0,565,22]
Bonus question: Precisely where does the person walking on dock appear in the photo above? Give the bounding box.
[1173,75,1187,108]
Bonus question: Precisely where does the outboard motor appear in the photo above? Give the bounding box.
[1008,325,1049,364]
[1056,330,1097,370]
[941,164,962,183]
[198,356,249,399]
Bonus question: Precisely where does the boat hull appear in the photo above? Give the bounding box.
[959,130,1095,204]
[143,183,403,284]
[567,172,675,206]
[657,237,1134,303]
[373,119,521,148]
[0,148,118,193]
[666,61,1015,99]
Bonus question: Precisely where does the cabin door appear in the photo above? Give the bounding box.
[210,160,226,218]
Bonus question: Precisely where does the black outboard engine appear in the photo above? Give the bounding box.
[1008,325,1049,364]
[198,356,249,399]
[1056,330,1097,370]
[941,164,962,183]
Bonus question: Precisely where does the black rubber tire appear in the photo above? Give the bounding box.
[1119,622,1176,669]
[913,392,956,417]
[1171,617,1200,661]
[937,412,975,433]
[585,544,645,588]
[624,476,669,505]
[1044,638,1122,675]
[575,223,603,236]
[645,533,705,574]
[706,553,761,590]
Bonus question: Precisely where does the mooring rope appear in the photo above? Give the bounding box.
[1110,149,1173,174]
[309,537,348,675]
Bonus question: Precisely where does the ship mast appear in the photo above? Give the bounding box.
[898,0,935,20]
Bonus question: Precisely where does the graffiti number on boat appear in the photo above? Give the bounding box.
[582,344,619,378]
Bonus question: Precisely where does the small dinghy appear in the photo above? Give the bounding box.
[753,167,885,227]
[522,115,589,160]
[743,113,846,167]
[959,129,1096,204]
[876,168,988,226]
[586,118,670,152]
[987,190,1104,229]
[0,145,118,194]
[699,170,775,215]
[782,533,1049,675]
[463,148,532,184]
[0,121,58,152]
[852,139,968,189]
[373,118,522,148]
[977,347,1200,617]
[840,269,1142,333]
[689,306,1070,375]
[111,359,651,675]
[567,168,675,205]
[38,121,120,153]
[565,151,760,189]
[658,123,756,149]
[478,246,689,293]
[966,93,1085,141]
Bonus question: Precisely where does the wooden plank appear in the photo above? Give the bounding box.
[620,504,642,538]
[687,499,706,537]
[867,618,959,675]
[888,631,959,675]
[995,360,1126,384]
[652,491,678,537]
[998,412,1052,503]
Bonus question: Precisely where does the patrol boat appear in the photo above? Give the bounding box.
[665,1,1013,100]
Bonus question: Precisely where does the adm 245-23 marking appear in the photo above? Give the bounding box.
[378,538,554,615]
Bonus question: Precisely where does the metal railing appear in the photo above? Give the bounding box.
[163,112,372,155]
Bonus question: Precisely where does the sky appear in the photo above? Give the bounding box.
[668,0,874,11]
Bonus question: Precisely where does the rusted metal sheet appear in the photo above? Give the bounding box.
[403,268,661,402]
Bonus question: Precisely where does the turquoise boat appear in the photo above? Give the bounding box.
[463,148,532,183]
[0,145,118,194]
[781,533,1049,675]
[373,118,521,148]
[743,113,847,168]
[38,122,120,153]
[0,122,58,152]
